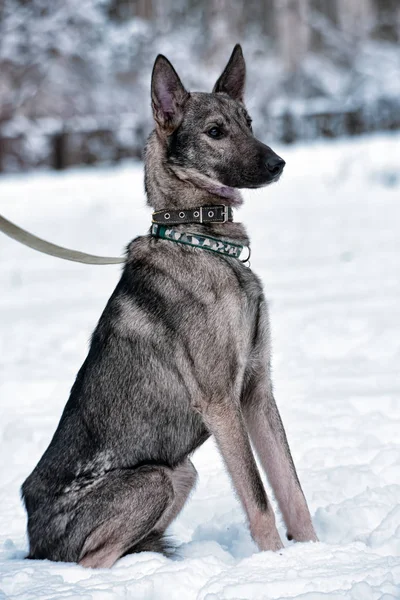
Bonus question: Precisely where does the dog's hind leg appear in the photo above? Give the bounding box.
[242,375,318,544]
[150,459,197,533]
[124,459,198,556]
[78,464,178,568]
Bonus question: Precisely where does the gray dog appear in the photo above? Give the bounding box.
[22,45,317,568]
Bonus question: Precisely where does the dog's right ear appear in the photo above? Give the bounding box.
[151,55,189,134]
[213,44,246,103]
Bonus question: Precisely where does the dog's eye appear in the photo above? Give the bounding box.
[207,126,223,139]
[246,117,253,131]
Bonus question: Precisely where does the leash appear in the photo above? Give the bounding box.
[0,214,125,265]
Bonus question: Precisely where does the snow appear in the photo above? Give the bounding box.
[0,133,399,599]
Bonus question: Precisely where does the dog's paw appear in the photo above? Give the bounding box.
[267,532,285,552]
[286,527,318,543]
[256,529,284,552]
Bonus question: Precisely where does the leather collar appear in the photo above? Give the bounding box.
[152,205,233,225]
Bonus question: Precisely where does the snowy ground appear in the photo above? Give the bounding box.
[0,133,399,600]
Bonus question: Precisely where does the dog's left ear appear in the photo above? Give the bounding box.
[151,54,189,133]
[213,44,246,103]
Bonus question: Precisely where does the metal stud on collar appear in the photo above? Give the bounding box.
[240,245,251,267]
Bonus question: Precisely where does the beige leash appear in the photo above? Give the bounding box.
[0,214,125,265]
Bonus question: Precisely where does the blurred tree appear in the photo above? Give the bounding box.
[371,0,400,42]
[0,0,399,172]
[276,0,309,88]
[108,0,154,21]
[309,0,339,51]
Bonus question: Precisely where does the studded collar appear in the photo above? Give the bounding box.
[152,205,233,225]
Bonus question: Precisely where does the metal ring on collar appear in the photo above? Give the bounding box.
[240,245,251,265]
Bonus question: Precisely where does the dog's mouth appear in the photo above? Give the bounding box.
[171,162,283,204]
[240,173,283,189]
[223,169,284,190]
[208,173,283,198]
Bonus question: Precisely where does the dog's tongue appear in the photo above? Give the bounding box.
[203,183,243,207]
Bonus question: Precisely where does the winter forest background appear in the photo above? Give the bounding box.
[0,0,399,173]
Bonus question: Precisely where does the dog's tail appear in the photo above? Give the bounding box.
[123,531,176,558]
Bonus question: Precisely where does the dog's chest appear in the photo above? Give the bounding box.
[219,263,264,346]
[123,240,265,373]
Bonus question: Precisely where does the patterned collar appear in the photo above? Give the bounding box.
[151,223,250,264]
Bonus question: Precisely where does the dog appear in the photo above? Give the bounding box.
[22,44,317,568]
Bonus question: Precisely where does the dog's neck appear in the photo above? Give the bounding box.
[144,131,249,245]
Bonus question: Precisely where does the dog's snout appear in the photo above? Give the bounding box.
[266,155,285,177]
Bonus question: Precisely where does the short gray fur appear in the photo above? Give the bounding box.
[22,44,317,568]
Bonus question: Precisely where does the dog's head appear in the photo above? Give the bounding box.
[150,44,285,202]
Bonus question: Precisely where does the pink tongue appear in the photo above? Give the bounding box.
[202,183,243,207]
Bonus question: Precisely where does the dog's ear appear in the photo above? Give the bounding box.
[151,55,189,133]
[213,44,246,103]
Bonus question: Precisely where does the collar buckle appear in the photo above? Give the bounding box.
[201,205,230,223]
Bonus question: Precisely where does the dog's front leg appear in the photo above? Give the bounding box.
[202,399,283,552]
[243,377,318,544]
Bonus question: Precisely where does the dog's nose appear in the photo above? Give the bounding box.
[266,155,285,177]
